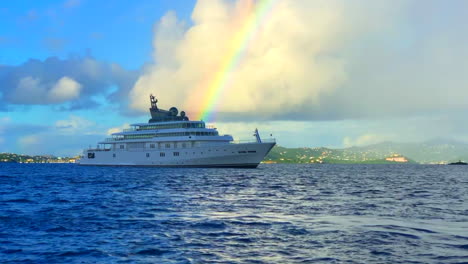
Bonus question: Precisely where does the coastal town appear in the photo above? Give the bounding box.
[263,147,414,164]
[0,153,78,164]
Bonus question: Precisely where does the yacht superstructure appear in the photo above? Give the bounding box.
[78,95,275,168]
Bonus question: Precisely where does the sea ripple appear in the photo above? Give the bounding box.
[0,163,467,263]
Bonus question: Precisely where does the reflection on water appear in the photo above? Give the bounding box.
[0,164,467,263]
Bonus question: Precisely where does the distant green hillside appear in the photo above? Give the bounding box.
[349,140,468,164]
[264,140,468,164]
[264,146,416,164]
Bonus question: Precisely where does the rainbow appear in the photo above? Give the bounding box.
[194,0,278,121]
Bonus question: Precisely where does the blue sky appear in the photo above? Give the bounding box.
[1,0,468,156]
[0,0,195,68]
[0,0,197,155]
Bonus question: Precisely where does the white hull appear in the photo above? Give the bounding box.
[79,142,275,168]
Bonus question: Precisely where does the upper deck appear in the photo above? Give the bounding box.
[127,121,206,131]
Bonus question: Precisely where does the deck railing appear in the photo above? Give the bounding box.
[231,138,276,144]
[104,137,276,143]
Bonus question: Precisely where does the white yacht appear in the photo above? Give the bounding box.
[78,95,275,168]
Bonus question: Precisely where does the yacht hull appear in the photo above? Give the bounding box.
[78,142,275,168]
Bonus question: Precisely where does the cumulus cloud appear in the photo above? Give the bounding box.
[0,115,107,155]
[14,77,46,103]
[48,77,82,102]
[107,123,130,135]
[130,0,346,117]
[9,76,82,104]
[130,0,468,121]
[0,56,139,110]
[55,115,94,134]
[10,76,82,104]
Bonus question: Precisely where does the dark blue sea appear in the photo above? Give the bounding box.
[0,164,467,264]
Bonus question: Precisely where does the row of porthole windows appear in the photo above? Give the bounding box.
[111,149,256,158]
[149,143,183,149]
[119,143,185,149]
[146,152,179,157]
[112,152,177,158]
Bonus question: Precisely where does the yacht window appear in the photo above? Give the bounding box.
[173,152,179,156]
[113,153,116,158]
[146,153,150,157]
[165,143,170,148]
[150,144,155,148]
[119,145,124,149]
[160,152,165,157]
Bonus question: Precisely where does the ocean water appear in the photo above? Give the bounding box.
[0,164,467,264]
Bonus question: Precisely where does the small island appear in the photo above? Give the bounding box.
[448,160,467,165]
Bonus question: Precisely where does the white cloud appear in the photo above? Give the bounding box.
[130,0,347,118]
[1,56,138,109]
[9,76,82,104]
[55,115,94,134]
[129,0,468,121]
[14,77,47,103]
[48,77,82,103]
[107,123,130,135]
